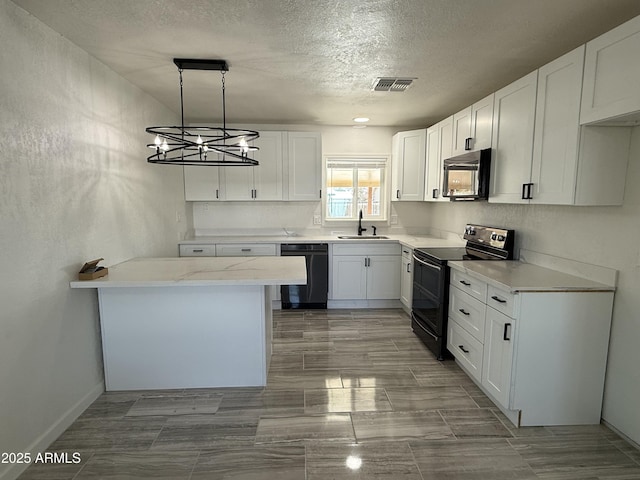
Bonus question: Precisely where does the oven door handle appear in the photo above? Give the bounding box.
[411,313,439,340]
[412,254,442,271]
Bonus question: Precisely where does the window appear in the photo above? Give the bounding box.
[325,156,388,221]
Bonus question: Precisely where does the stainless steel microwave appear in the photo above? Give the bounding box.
[442,148,491,200]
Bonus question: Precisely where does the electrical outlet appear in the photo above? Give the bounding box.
[313,215,322,225]
[391,215,398,225]
[176,211,183,223]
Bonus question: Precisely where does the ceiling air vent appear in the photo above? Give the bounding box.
[372,77,416,92]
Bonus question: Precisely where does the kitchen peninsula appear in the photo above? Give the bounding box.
[70,256,306,391]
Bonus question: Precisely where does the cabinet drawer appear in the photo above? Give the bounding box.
[215,244,277,256]
[487,285,516,317]
[332,243,401,256]
[448,319,483,383]
[179,244,216,257]
[451,269,487,302]
[449,286,487,342]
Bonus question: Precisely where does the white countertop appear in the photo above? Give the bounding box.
[179,234,465,250]
[70,256,307,288]
[448,260,615,293]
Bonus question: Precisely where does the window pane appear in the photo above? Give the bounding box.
[327,168,354,218]
[357,168,382,217]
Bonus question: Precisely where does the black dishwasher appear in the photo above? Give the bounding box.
[280,244,328,309]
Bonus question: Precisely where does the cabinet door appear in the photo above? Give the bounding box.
[287,132,322,201]
[482,308,515,409]
[489,71,538,204]
[367,255,401,300]
[581,15,640,125]
[253,131,284,201]
[399,249,413,307]
[452,106,472,156]
[471,93,494,151]
[221,164,254,201]
[530,46,584,205]
[424,125,448,202]
[184,165,222,201]
[393,129,426,201]
[438,116,453,165]
[331,256,367,300]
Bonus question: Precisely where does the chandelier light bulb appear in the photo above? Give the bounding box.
[154,135,162,146]
[239,137,249,153]
[196,135,203,145]
[161,139,169,152]
[203,144,209,152]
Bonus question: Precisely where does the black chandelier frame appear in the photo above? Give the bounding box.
[146,58,260,166]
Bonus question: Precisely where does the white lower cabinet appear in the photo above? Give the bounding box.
[215,243,277,257]
[447,265,614,427]
[481,307,514,408]
[399,247,413,311]
[448,319,483,383]
[179,244,217,257]
[331,243,401,300]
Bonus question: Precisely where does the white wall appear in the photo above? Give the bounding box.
[0,2,188,478]
[424,127,640,445]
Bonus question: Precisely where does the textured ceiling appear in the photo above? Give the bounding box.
[11,0,640,127]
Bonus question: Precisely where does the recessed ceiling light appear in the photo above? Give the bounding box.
[353,117,370,123]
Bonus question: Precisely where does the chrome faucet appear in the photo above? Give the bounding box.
[358,209,367,236]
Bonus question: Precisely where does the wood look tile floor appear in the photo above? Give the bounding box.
[19,309,640,479]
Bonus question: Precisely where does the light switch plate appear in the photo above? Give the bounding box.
[313,215,322,225]
[390,215,398,225]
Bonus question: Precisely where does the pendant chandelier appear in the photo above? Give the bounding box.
[146,58,259,166]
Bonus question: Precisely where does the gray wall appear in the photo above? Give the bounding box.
[0,1,188,477]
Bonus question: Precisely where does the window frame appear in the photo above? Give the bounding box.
[322,155,389,224]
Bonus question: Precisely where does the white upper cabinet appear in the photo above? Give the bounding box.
[530,46,584,205]
[184,165,222,201]
[391,129,426,202]
[424,119,452,202]
[581,15,640,125]
[286,131,322,201]
[492,46,632,206]
[489,71,538,204]
[452,93,494,156]
[183,130,321,202]
[252,131,284,201]
[452,107,472,156]
[221,161,255,201]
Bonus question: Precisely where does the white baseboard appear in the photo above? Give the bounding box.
[0,382,104,480]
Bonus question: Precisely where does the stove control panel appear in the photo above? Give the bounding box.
[463,224,513,251]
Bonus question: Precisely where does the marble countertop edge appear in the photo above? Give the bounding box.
[448,260,615,293]
[70,256,307,289]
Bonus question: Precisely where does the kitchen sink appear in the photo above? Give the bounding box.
[337,235,389,239]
